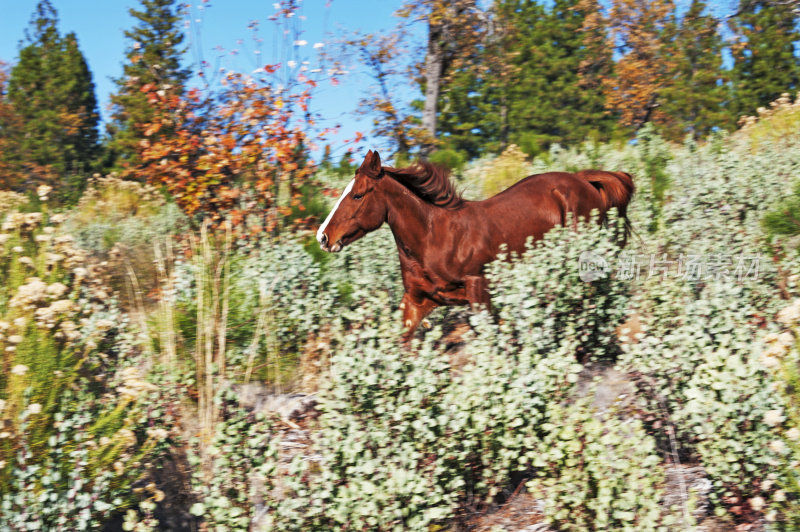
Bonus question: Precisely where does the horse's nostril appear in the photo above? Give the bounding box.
[320,233,328,247]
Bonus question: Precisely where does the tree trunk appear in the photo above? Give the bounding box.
[421,20,443,155]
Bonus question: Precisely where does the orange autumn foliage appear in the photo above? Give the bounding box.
[135,71,323,234]
[604,0,677,130]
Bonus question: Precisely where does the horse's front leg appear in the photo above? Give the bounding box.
[399,292,438,343]
[465,275,491,312]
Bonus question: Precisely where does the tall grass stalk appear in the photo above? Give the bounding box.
[128,219,282,421]
[153,238,178,370]
[125,261,155,361]
[191,221,232,445]
[244,277,279,385]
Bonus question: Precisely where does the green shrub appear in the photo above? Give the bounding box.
[261,218,632,530]
[636,124,671,233]
[528,401,667,531]
[428,148,467,172]
[479,144,533,198]
[187,392,278,529]
[486,211,630,362]
[763,180,800,240]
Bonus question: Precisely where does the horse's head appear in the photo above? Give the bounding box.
[316,150,388,252]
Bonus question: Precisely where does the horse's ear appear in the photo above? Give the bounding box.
[359,149,383,179]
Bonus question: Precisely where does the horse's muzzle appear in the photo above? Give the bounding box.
[317,232,343,253]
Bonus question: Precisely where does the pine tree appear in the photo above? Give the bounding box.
[7,0,100,193]
[398,0,486,155]
[730,0,800,120]
[659,0,731,140]
[437,0,618,157]
[368,0,618,157]
[434,0,511,158]
[0,62,30,190]
[503,0,617,154]
[576,0,619,138]
[108,0,189,173]
[436,64,507,158]
[61,33,101,169]
[500,0,553,154]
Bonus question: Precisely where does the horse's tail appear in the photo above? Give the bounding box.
[576,169,635,245]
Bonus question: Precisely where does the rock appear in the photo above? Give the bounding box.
[233,382,317,421]
[575,362,636,413]
[260,393,317,421]
[662,465,713,522]
[520,524,552,532]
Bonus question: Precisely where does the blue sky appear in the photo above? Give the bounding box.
[0,0,414,159]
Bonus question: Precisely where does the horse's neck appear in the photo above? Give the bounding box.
[383,178,438,260]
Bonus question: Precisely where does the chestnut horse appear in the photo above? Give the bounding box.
[317,150,634,340]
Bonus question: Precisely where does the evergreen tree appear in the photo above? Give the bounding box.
[7,0,100,193]
[62,33,101,168]
[575,0,620,139]
[497,0,552,155]
[730,0,800,120]
[506,0,617,154]
[436,64,505,158]
[0,62,30,190]
[436,0,618,157]
[434,3,508,158]
[659,0,731,140]
[108,0,189,173]
[397,0,486,155]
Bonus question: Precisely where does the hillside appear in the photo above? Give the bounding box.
[2,97,800,530]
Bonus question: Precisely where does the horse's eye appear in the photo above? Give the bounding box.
[353,193,364,200]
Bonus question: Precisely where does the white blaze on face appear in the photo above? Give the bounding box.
[317,179,355,245]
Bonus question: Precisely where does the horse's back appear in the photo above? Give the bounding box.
[484,171,601,206]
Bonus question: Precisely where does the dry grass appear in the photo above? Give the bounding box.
[71,175,165,225]
[480,144,533,198]
[737,92,800,151]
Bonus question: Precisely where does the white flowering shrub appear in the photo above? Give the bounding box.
[61,176,189,311]
[0,190,28,214]
[0,200,177,529]
[756,299,800,525]
[228,115,800,528]
[259,219,641,531]
[486,212,630,362]
[254,116,800,529]
[610,113,800,521]
[187,392,278,529]
[527,401,666,531]
[65,175,188,254]
[268,320,462,531]
[620,281,785,511]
